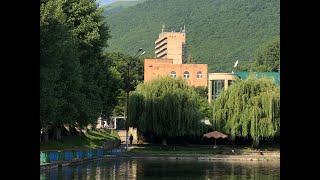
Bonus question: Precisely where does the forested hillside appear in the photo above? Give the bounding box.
[105,0,279,72]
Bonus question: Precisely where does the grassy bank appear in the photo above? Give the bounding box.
[40,129,120,151]
[125,145,280,156]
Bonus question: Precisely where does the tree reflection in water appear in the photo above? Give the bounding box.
[40,159,279,180]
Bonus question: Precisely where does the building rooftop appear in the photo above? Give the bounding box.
[234,71,280,85]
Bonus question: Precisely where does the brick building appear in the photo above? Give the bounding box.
[144,58,208,87]
[144,30,208,87]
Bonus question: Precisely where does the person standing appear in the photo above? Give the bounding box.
[129,134,133,145]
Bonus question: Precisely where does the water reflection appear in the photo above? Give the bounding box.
[40,159,280,180]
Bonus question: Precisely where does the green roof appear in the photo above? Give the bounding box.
[234,72,280,85]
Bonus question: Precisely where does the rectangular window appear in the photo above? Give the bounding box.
[228,80,233,87]
[212,80,224,99]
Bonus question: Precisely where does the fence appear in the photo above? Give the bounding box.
[40,148,123,165]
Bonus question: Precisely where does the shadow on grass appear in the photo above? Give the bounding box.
[40,129,120,151]
[86,129,118,140]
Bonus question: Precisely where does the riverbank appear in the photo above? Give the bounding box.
[40,129,120,151]
[121,153,279,161]
[41,144,279,171]
[124,144,279,155]
[122,145,279,161]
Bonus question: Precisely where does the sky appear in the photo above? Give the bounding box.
[98,0,138,6]
[98,0,117,6]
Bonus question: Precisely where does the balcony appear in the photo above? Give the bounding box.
[155,49,167,58]
[155,37,167,45]
[155,47,167,54]
[155,40,167,50]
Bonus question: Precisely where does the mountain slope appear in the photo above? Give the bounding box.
[103,0,147,16]
[105,0,279,72]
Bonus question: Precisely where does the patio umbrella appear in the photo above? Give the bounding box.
[203,131,228,148]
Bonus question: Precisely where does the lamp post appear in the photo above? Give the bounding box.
[125,48,145,151]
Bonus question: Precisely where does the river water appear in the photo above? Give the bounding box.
[40,158,280,179]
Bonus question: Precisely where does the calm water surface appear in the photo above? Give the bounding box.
[40,158,280,180]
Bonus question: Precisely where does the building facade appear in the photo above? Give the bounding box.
[144,58,208,87]
[208,73,236,102]
[155,32,186,64]
[145,31,208,87]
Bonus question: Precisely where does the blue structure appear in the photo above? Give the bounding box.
[49,151,59,162]
[111,148,122,155]
[87,149,93,158]
[64,151,73,161]
[96,149,104,157]
[76,150,84,159]
[40,148,118,165]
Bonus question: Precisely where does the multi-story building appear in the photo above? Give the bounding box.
[145,30,208,87]
[155,31,186,64]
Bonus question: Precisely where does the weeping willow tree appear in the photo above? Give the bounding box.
[213,75,280,146]
[128,77,205,145]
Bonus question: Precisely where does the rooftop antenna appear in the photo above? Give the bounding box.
[162,24,165,32]
[182,24,186,33]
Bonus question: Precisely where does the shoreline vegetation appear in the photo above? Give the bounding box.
[40,129,120,151]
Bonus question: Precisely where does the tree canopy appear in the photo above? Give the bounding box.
[251,37,280,72]
[104,52,144,116]
[237,37,280,72]
[40,0,120,140]
[212,75,280,146]
[128,77,206,144]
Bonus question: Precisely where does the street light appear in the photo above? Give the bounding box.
[125,48,145,151]
[133,48,143,58]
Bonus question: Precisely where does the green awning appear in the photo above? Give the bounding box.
[234,71,280,86]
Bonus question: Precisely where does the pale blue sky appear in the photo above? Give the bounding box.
[98,0,117,6]
[98,0,138,6]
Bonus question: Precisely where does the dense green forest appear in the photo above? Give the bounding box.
[105,0,280,72]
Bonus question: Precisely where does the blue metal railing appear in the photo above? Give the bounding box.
[40,148,121,164]
[64,151,73,161]
[49,151,59,162]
